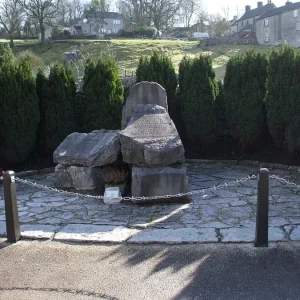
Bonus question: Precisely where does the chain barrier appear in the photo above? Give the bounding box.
[14,177,105,200]
[270,174,300,189]
[1,173,299,201]
[12,175,258,201]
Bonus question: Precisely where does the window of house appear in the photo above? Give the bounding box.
[294,10,298,17]
[242,20,244,26]
[84,29,87,35]
[113,29,117,33]
[297,37,300,44]
[107,29,111,34]
[113,19,121,25]
[265,32,270,42]
[247,20,249,25]
[297,23,300,31]
[101,28,106,33]
[264,18,269,26]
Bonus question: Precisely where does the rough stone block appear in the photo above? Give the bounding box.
[55,164,105,191]
[53,130,120,167]
[119,104,185,166]
[131,166,189,203]
[121,82,168,129]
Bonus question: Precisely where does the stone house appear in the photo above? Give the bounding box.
[230,16,238,34]
[70,12,124,37]
[69,25,82,36]
[190,21,209,35]
[38,27,53,40]
[256,1,300,47]
[236,1,276,39]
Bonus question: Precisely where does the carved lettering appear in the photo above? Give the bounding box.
[126,114,177,138]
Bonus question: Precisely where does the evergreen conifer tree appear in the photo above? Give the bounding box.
[224,51,268,153]
[36,64,77,154]
[0,49,39,164]
[83,55,124,131]
[265,46,300,158]
[179,55,218,151]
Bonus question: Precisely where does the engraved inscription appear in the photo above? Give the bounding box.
[126,114,177,138]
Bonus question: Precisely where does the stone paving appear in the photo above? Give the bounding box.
[1,162,300,243]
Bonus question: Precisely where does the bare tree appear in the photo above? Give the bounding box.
[116,0,149,28]
[56,0,84,27]
[0,0,23,47]
[117,0,180,32]
[207,13,230,36]
[145,0,180,32]
[221,4,230,20]
[57,0,69,26]
[116,0,133,28]
[180,0,201,28]
[66,0,84,24]
[20,0,60,43]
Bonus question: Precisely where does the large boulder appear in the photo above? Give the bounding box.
[119,104,184,166]
[53,130,120,167]
[131,166,189,203]
[55,164,105,191]
[121,82,168,129]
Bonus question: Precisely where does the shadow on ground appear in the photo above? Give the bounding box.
[99,242,300,300]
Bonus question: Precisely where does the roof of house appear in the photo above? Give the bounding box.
[238,3,276,21]
[240,23,255,31]
[72,25,81,30]
[84,11,123,19]
[168,27,190,32]
[257,1,300,20]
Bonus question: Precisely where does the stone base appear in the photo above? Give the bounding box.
[131,166,189,204]
[55,164,105,191]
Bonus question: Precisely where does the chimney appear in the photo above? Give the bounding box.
[233,15,237,21]
[286,1,292,5]
[245,5,251,12]
[257,2,263,7]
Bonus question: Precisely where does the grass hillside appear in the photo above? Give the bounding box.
[0,38,274,80]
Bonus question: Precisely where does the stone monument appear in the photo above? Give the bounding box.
[121,81,168,129]
[120,82,189,203]
[119,104,184,166]
[53,130,120,191]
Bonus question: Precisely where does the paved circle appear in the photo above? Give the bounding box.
[1,163,300,243]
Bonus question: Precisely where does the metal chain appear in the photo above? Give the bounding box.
[3,173,300,200]
[13,175,257,201]
[14,177,105,200]
[270,174,300,189]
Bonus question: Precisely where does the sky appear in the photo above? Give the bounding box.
[204,0,289,18]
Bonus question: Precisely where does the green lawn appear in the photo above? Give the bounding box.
[0,38,275,80]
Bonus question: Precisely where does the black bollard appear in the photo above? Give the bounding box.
[254,168,269,247]
[3,171,21,243]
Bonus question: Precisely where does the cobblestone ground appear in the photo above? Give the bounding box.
[1,163,300,243]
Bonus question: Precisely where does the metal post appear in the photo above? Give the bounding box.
[3,171,20,243]
[255,168,269,247]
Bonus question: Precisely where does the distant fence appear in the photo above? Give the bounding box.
[119,69,135,80]
[203,34,257,47]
